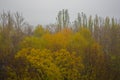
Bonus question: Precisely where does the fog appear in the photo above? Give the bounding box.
[0,0,120,25]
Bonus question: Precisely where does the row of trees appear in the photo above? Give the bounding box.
[0,10,120,80]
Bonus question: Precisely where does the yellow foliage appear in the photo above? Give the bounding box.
[34,25,47,37]
[16,48,62,80]
[15,27,105,80]
[42,29,72,51]
[52,49,84,80]
[20,36,47,49]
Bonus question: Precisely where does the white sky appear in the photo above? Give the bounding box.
[0,0,120,26]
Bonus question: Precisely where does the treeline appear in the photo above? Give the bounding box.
[0,10,120,80]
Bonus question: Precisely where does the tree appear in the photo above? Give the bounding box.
[0,12,29,80]
[34,25,46,37]
[15,48,62,80]
[52,49,84,80]
[43,28,72,51]
[88,15,93,32]
[57,9,70,31]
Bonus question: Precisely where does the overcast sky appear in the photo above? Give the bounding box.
[0,0,120,26]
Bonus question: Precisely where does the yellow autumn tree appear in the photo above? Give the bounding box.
[20,36,47,49]
[52,49,84,80]
[42,28,72,51]
[34,25,48,37]
[15,48,62,80]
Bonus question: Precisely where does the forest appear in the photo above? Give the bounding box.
[0,9,120,80]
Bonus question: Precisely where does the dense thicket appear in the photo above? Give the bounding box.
[0,10,120,80]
